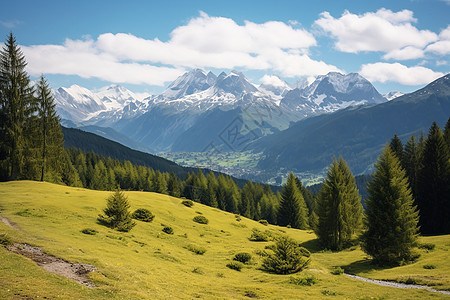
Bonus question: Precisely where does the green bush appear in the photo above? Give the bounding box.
[331,266,344,275]
[182,200,194,207]
[131,208,154,222]
[226,261,244,271]
[235,214,241,222]
[81,228,98,235]
[0,233,12,245]
[423,264,436,269]
[418,243,435,251]
[258,220,269,226]
[289,275,318,286]
[193,215,209,224]
[186,244,207,255]
[249,228,270,242]
[262,235,311,274]
[162,226,174,234]
[233,252,252,264]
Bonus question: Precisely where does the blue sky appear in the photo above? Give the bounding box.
[1,0,449,95]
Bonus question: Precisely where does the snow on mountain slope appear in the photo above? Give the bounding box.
[384,91,405,101]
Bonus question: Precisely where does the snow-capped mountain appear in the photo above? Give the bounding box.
[281,72,385,116]
[259,75,292,100]
[55,69,387,152]
[384,91,405,101]
[54,85,106,122]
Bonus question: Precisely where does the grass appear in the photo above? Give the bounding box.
[0,181,449,299]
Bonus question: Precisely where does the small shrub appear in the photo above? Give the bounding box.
[81,228,98,235]
[0,233,12,246]
[226,261,244,271]
[423,264,436,269]
[321,289,336,296]
[249,228,270,242]
[131,209,154,222]
[418,243,435,251]
[289,275,318,286]
[193,215,209,224]
[186,244,207,255]
[195,211,203,215]
[262,235,311,274]
[192,267,204,274]
[182,200,194,207]
[97,189,135,232]
[258,219,269,226]
[162,226,174,234]
[331,266,344,275]
[233,252,252,264]
[235,214,241,221]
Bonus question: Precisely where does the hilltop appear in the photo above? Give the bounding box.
[1,181,449,299]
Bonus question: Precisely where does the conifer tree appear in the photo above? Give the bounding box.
[390,134,403,163]
[0,33,35,180]
[444,117,450,149]
[361,146,419,265]
[167,172,180,197]
[416,122,450,234]
[315,157,362,250]
[277,173,308,229]
[35,75,64,182]
[402,136,420,199]
[98,188,136,232]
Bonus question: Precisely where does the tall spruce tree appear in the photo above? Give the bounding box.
[417,122,450,234]
[361,146,419,265]
[35,75,64,182]
[277,173,308,229]
[315,157,362,250]
[0,33,35,180]
[444,117,450,149]
[402,136,420,200]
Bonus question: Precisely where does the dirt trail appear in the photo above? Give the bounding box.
[1,214,20,231]
[344,273,450,296]
[1,214,96,287]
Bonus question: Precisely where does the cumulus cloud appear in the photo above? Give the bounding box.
[315,8,438,53]
[383,46,424,60]
[21,12,340,86]
[360,62,444,85]
[22,39,185,86]
[425,25,450,55]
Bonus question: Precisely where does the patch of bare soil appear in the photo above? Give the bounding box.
[0,214,20,231]
[6,243,96,288]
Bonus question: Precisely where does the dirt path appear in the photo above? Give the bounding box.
[0,214,20,231]
[1,214,96,288]
[344,273,450,296]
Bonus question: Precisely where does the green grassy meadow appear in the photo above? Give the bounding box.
[0,181,449,299]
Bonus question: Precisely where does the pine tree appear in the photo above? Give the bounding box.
[0,33,35,180]
[361,146,419,265]
[167,172,180,197]
[277,173,308,229]
[315,157,362,250]
[390,134,403,163]
[444,117,450,150]
[97,188,136,232]
[35,75,64,182]
[416,122,450,234]
[403,136,420,199]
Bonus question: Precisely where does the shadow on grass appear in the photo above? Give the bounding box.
[299,238,322,253]
[342,258,392,275]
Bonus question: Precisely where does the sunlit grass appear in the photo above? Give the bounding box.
[0,181,448,299]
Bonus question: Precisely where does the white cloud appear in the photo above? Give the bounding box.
[383,46,424,60]
[360,62,444,85]
[20,12,340,86]
[425,25,450,55]
[260,75,288,87]
[22,39,185,86]
[0,20,21,28]
[315,9,438,53]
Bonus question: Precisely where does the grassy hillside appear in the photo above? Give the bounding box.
[0,181,449,299]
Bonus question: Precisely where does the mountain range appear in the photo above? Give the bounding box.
[55,69,388,152]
